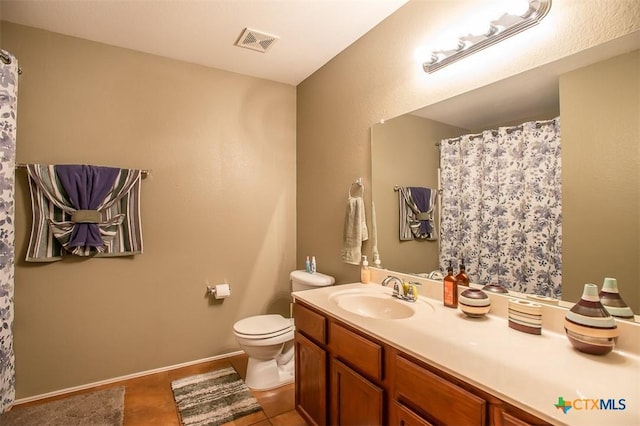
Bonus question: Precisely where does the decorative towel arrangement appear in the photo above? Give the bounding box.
[25,164,143,262]
[397,186,437,241]
[341,180,368,265]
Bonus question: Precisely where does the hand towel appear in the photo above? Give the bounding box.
[341,195,368,265]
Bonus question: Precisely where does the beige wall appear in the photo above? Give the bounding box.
[3,0,640,400]
[371,114,466,273]
[561,50,639,312]
[296,0,640,285]
[3,22,296,398]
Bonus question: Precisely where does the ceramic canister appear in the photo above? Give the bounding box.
[459,288,491,318]
[508,299,542,335]
[564,283,619,355]
[599,277,634,319]
[482,283,509,294]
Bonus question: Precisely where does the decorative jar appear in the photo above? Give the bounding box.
[564,283,619,355]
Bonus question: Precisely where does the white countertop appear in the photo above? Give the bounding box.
[292,282,640,426]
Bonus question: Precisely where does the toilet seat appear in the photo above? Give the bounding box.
[233,314,294,340]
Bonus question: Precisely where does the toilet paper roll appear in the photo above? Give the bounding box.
[214,283,231,299]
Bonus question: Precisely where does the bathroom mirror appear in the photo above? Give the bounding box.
[371,36,640,316]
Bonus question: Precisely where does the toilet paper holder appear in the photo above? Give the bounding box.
[206,283,231,299]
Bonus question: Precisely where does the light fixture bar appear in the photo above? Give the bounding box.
[423,0,552,73]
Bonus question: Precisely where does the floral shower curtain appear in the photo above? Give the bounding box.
[0,50,17,412]
[439,117,562,298]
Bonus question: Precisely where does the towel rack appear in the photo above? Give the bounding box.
[394,185,442,194]
[15,163,150,178]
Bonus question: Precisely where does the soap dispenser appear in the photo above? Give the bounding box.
[443,261,458,308]
[456,258,469,287]
[360,255,370,284]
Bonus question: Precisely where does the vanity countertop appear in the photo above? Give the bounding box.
[292,282,640,426]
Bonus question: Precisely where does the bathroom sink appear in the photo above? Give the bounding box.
[329,289,424,320]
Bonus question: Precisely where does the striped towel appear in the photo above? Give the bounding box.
[398,186,437,241]
[25,164,143,261]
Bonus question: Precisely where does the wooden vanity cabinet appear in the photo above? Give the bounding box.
[294,301,387,425]
[329,321,386,425]
[294,300,550,426]
[393,354,487,425]
[293,303,328,425]
[391,353,550,426]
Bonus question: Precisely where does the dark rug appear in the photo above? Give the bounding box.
[0,386,125,426]
[171,367,262,426]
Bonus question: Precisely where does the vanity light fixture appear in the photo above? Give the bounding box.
[423,0,552,73]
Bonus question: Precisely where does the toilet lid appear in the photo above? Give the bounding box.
[233,314,293,337]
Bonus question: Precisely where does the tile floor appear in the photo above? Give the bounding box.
[12,353,307,426]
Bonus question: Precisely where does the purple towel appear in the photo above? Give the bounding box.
[409,187,433,235]
[56,165,120,248]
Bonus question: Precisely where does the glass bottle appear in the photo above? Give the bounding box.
[443,261,458,308]
[456,258,469,287]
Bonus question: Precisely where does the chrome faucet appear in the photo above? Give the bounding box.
[381,275,403,298]
[381,276,421,302]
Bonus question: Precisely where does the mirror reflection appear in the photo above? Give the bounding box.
[371,42,639,317]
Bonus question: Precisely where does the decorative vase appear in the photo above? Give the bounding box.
[564,283,619,355]
[459,288,491,318]
[599,277,634,319]
[508,299,542,335]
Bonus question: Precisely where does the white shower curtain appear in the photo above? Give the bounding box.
[0,50,18,412]
[439,118,562,298]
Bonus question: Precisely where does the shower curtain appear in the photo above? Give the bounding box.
[439,118,562,298]
[0,50,17,412]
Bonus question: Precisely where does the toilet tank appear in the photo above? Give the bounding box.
[290,270,335,292]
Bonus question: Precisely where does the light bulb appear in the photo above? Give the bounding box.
[413,45,430,63]
[504,0,531,16]
[467,17,492,36]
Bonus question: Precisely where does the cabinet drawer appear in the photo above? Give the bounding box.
[395,355,486,425]
[499,410,536,426]
[293,303,327,345]
[329,322,383,381]
[492,406,550,426]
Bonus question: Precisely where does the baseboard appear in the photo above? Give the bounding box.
[14,350,245,405]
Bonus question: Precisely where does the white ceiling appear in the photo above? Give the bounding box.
[1,0,408,86]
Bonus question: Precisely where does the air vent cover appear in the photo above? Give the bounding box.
[235,28,279,53]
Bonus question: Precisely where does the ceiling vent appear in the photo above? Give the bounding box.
[235,28,279,53]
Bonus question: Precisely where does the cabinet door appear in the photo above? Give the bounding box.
[331,358,384,426]
[390,400,434,426]
[295,331,327,426]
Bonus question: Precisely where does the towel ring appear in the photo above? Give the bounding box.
[348,177,364,198]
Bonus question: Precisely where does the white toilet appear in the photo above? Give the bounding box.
[233,270,335,390]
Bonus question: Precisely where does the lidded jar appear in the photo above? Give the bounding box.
[459,288,490,318]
